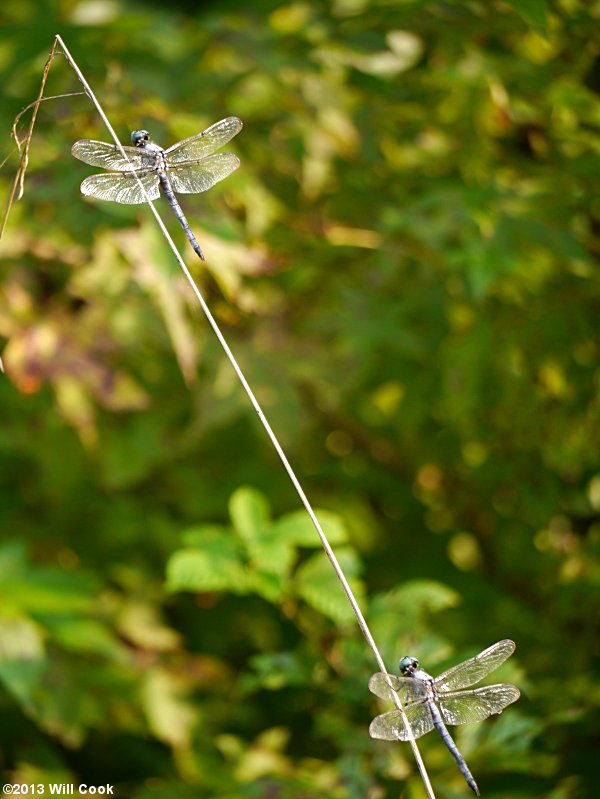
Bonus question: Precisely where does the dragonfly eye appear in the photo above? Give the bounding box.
[399,656,418,675]
[131,129,150,146]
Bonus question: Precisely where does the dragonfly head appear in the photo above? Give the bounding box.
[399,656,419,676]
[131,130,151,147]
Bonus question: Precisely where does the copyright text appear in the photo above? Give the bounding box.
[3,787,114,796]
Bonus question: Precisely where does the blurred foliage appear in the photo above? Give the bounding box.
[0,0,599,797]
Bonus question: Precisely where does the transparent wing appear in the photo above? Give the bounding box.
[164,117,243,164]
[80,171,160,205]
[438,683,521,726]
[72,140,156,172]
[168,153,241,195]
[369,702,434,741]
[434,640,516,692]
[368,673,429,704]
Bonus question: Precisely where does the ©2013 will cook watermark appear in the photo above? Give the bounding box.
[3,786,114,796]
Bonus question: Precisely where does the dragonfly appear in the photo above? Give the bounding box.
[368,639,520,796]
[71,116,243,261]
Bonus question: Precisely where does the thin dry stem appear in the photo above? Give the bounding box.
[7,33,437,799]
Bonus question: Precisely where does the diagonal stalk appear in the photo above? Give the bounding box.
[53,33,436,799]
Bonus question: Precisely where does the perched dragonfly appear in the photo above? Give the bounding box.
[368,639,520,796]
[71,116,242,261]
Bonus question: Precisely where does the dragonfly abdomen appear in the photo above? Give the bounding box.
[158,173,205,260]
[429,702,480,796]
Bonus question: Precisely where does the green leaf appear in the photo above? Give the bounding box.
[0,556,95,617]
[272,509,348,547]
[44,618,127,659]
[245,569,285,602]
[0,541,27,580]
[166,528,247,593]
[0,659,46,711]
[116,601,182,652]
[0,616,46,709]
[241,651,314,692]
[229,486,272,545]
[141,668,197,749]
[249,537,296,581]
[504,0,548,35]
[368,580,462,662]
[369,579,460,631]
[229,488,299,588]
[295,548,365,625]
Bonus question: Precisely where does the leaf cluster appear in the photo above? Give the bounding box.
[1,0,599,797]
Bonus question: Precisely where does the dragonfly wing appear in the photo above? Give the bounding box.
[368,673,428,704]
[369,702,435,741]
[164,117,243,164]
[80,171,160,204]
[434,640,516,692]
[168,153,241,194]
[72,140,151,172]
[438,683,521,726]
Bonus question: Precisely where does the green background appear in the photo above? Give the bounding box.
[0,0,598,797]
